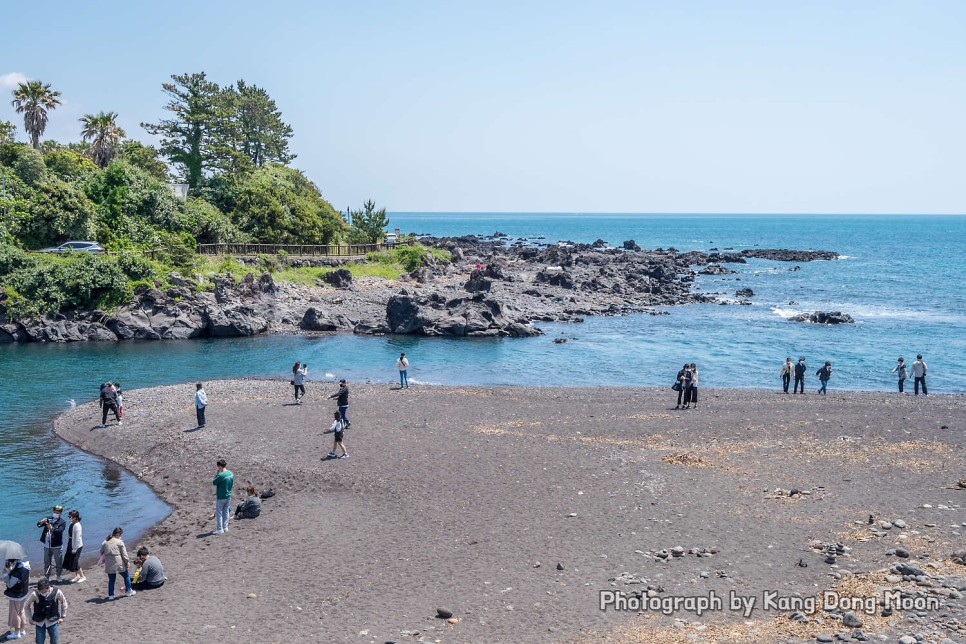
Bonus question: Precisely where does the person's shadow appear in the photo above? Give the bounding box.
[85,597,113,605]
[183,426,204,433]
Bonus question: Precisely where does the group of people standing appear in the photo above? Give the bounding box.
[780,357,832,394]
[97,382,123,428]
[673,363,699,409]
[3,506,165,642]
[892,355,928,395]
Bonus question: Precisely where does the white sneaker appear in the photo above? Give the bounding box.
[126,589,136,597]
[212,529,224,535]
[107,595,115,600]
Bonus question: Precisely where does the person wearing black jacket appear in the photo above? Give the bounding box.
[37,505,67,582]
[329,380,350,428]
[98,382,120,428]
[674,364,691,409]
[793,357,807,395]
[3,558,30,640]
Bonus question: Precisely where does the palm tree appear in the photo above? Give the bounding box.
[11,80,62,149]
[80,112,126,168]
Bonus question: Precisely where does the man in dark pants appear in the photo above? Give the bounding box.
[329,379,350,428]
[780,357,792,393]
[911,354,928,396]
[793,357,807,394]
[98,382,120,428]
[37,505,67,583]
[132,547,165,591]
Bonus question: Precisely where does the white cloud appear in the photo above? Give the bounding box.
[0,72,30,90]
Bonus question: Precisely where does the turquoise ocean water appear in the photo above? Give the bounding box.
[1,213,963,556]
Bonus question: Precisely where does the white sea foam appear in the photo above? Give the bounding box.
[771,307,802,319]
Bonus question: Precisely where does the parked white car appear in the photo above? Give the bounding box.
[38,241,106,254]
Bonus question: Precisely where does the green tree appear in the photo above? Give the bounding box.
[232,164,345,244]
[6,176,97,248]
[0,120,16,143]
[348,200,389,243]
[80,111,126,168]
[141,72,230,189]
[10,80,62,149]
[231,80,295,167]
[43,147,98,181]
[83,160,180,247]
[13,146,47,185]
[116,141,169,182]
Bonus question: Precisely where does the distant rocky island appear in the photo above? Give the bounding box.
[0,235,839,343]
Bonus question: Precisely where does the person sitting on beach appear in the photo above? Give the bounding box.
[131,547,164,591]
[234,486,262,519]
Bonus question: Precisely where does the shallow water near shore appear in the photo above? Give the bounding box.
[2,213,964,558]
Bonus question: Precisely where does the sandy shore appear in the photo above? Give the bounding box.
[50,382,965,643]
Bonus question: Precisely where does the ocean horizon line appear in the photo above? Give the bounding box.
[389,211,966,218]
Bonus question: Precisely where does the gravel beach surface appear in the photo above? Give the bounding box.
[51,381,965,643]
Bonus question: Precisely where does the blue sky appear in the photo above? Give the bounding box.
[2,1,964,213]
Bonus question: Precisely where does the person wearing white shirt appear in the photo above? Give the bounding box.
[396,353,410,389]
[194,383,208,428]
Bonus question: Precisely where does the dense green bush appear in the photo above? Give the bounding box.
[231,164,345,244]
[1,248,145,315]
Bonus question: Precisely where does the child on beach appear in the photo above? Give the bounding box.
[892,357,907,394]
[324,411,348,459]
[115,383,123,420]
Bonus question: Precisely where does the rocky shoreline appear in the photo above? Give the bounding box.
[0,235,839,343]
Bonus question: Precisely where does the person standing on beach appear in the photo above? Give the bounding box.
[23,578,66,644]
[780,357,793,394]
[37,506,66,583]
[674,364,692,409]
[62,510,84,584]
[292,362,308,404]
[114,383,123,421]
[911,354,928,395]
[324,411,349,459]
[2,558,30,641]
[99,527,134,599]
[194,383,208,428]
[212,459,234,535]
[793,357,807,394]
[687,363,699,409]
[892,357,908,395]
[329,380,350,428]
[816,361,832,394]
[98,382,120,428]
[396,353,410,388]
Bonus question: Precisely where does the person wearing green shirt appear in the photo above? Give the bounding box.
[212,459,234,535]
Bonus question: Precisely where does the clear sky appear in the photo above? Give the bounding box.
[2,1,964,213]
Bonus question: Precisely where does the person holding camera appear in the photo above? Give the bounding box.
[329,380,350,428]
[292,362,308,404]
[37,506,67,583]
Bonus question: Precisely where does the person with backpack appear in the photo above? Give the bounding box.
[793,357,807,394]
[780,357,793,393]
[891,357,908,395]
[911,354,928,396]
[98,382,120,428]
[24,579,66,644]
[396,353,410,389]
[324,411,349,459]
[816,361,832,395]
[2,558,30,641]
